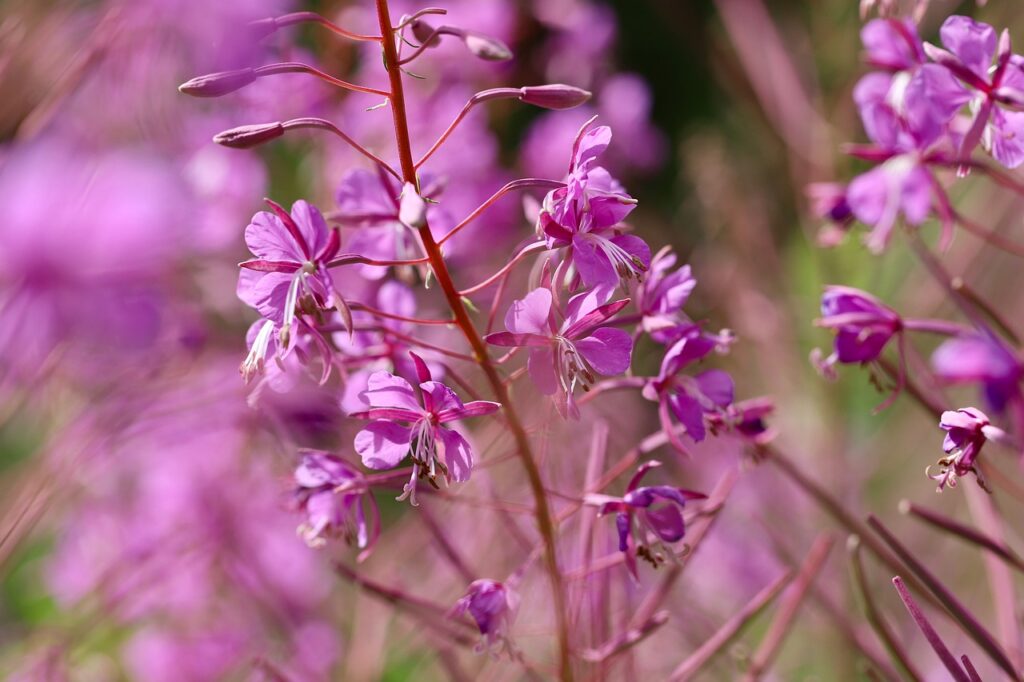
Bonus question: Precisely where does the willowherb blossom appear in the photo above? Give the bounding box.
[449,579,519,655]
[642,327,734,454]
[931,332,1023,412]
[349,353,499,505]
[929,407,1004,492]
[237,199,346,347]
[585,461,706,579]
[536,119,648,288]
[293,451,380,559]
[635,246,697,344]
[813,286,903,378]
[485,287,632,418]
[926,15,1024,169]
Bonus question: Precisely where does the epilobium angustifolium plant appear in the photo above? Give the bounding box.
[11,0,1024,679]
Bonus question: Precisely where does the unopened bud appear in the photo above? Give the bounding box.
[399,183,428,228]
[213,122,285,149]
[179,68,257,97]
[247,17,279,42]
[410,19,441,47]
[519,84,592,110]
[462,32,512,61]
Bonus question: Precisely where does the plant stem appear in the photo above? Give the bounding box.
[373,2,574,679]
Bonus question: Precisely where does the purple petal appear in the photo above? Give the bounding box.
[572,123,612,172]
[940,15,996,79]
[695,369,734,407]
[659,332,715,379]
[668,392,707,442]
[562,295,630,339]
[484,331,551,348]
[642,504,686,543]
[572,234,618,287]
[354,421,412,470]
[504,288,553,335]
[437,427,473,483]
[438,400,501,423]
[290,200,330,259]
[576,327,632,376]
[989,108,1024,169]
[420,380,463,415]
[861,18,922,70]
[527,347,558,395]
[245,210,302,262]
[360,371,422,411]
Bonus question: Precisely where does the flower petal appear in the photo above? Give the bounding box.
[354,421,412,470]
[504,288,553,335]
[437,427,473,483]
[576,327,632,376]
[360,371,422,411]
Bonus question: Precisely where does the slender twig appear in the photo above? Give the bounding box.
[254,63,390,97]
[457,241,550,295]
[281,118,401,179]
[848,535,923,682]
[256,11,382,41]
[900,500,1024,574]
[891,577,969,682]
[373,3,574,679]
[438,179,565,245]
[869,515,1020,679]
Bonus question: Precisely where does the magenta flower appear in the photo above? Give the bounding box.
[862,18,925,72]
[814,286,903,377]
[929,407,1004,491]
[585,461,706,578]
[931,332,1022,412]
[293,451,379,561]
[536,119,649,287]
[643,327,734,453]
[485,288,633,418]
[635,247,697,344]
[926,16,1024,168]
[449,579,519,654]
[237,199,344,335]
[349,353,499,505]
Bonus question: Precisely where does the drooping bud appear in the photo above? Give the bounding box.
[247,17,279,42]
[178,68,258,97]
[519,85,592,110]
[398,183,427,228]
[213,122,285,149]
[462,32,513,61]
[409,19,441,47]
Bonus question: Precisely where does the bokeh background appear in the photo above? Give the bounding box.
[2,0,1023,679]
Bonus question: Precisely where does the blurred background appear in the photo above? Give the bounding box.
[2,0,1023,679]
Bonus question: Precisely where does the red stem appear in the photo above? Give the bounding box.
[373,2,574,679]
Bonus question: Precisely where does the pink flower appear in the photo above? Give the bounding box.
[536,119,649,287]
[293,451,380,560]
[450,579,519,654]
[485,287,632,418]
[929,407,1005,491]
[349,353,499,505]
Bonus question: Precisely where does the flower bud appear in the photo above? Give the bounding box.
[398,183,427,228]
[519,84,592,110]
[462,32,512,61]
[410,19,440,47]
[213,122,285,149]
[178,68,258,97]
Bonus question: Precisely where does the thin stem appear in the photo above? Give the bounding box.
[254,63,390,97]
[739,534,834,682]
[374,3,574,679]
[669,571,793,681]
[348,301,455,326]
[282,118,401,180]
[951,276,1022,345]
[458,241,549,295]
[952,210,1024,258]
[261,11,383,42]
[397,25,461,65]
[414,90,520,169]
[438,179,565,245]
[900,500,1024,574]
[891,577,969,682]
[848,536,923,682]
[868,515,1019,679]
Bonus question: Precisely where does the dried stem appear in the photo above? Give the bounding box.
[899,500,1024,574]
[891,576,969,682]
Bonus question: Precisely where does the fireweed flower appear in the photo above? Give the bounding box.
[349,353,499,505]
[485,287,633,418]
[812,286,903,380]
[293,451,380,560]
[449,579,519,655]
[237,199,346,356]
[536,119,649,288]
[931,332,1023,412]
[585,461,706,578]
[643,326,734,453]
[635,246,697,344]
[928,407,1005,491]
[926,16,1024,169]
